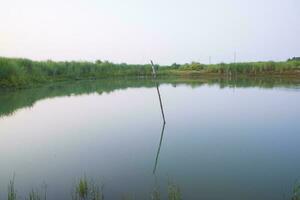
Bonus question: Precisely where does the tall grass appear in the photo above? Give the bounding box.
[167,182,181,200]
[72,177,104,200]
[7,177,47,200]
[5,177,182,200]
[1,57,300,88]
[8,177,17,200]
[151,186,161,200]
[0,57,156,88]
[292,181,300,200]
[4,177,300,200]
[25,189,46,200]
[178,60,300,75]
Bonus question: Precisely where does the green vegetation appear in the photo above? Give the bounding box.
[8,177,17,200]
[0,57,157,88]
[151,186,161,200]
[175,60,300,76]
[0,57,300,88]
[6,176,181,200]
[7,177,47,200]
[25,189,46,200]
[167,182,181,200]
[72,177,103,200]
[288,57,300,62]
[292,181,300,200]
[4,176,300,200]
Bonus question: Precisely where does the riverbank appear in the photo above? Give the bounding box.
[1,57,300,88]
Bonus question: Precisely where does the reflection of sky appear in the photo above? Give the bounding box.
[0,85,300,199]
[0,87,165,199]
[1,0,300,64]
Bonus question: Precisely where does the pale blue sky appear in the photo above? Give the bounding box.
[0,0,299,64]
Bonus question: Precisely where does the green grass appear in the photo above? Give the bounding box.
[7,177,16,200]
[167,182,181,200]
[72,177,104,200]
[7,176,180,200]
[292,181,300,200]
[5,176,300,200]
[0,57,300,88]
[25,189,46,200]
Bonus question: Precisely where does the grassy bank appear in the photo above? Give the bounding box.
[1,57,300,88]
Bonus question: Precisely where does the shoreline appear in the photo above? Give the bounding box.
[1,57,300,89]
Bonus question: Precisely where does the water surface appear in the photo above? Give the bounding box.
[0,78,300,200]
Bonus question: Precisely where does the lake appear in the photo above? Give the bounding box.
[0,77,300,200]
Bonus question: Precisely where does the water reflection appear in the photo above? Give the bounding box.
[153,122,166,174]
[1,77,300,119]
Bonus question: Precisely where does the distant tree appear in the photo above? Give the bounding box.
[189,62,205,70]
[287,57,300,62]
[95,60,102,64]
[171,63,180,69]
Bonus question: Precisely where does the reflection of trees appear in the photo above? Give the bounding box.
[1,76,299,118]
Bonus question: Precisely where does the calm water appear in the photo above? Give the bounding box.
[0,78,300,200]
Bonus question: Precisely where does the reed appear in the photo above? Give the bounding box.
[179,60,300,75]
[1,56,300,88]
[72,177,104,200]
[292,181,300,200]
[7,177,17,200]
[5,177,179,200]
[25,189,45,200]
[167,182,182,200]
[5,177,300,200]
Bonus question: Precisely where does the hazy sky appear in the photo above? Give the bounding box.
[0,0,299,64]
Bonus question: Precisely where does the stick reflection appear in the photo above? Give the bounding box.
[153,122,166,174]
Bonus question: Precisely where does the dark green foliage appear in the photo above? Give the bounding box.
[171,63,181,69]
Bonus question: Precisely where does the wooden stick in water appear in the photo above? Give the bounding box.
[150,60,166,124]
